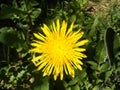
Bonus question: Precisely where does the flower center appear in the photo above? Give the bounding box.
[53,41,66,56]
[51,38,66,56]
[44,35,71,59]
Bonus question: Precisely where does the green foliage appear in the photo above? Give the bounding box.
[0,0,120,90]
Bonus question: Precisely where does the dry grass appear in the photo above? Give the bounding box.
[87,0,120,16]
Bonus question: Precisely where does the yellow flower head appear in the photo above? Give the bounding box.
[30,19,88,80]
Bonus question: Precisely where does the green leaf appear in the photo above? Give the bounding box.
[31,8,41,21]
[66,87,71,90]
[100,61,110,72]
[89,14,101,37]
[0,4,26,19]
[63,81,68,88]
[39,78,49,90]
[96,79,103,84]
[87,61,98,70]
[84,81,92,90]
[26,0,39,9]
[95,41,106,64]
[68,76,79,86]
[70,15,76,23]
[32,77,49,90]
[76,70,87,80]
[17,70,26,79]
[114,33,120,60]
[103,87,113,90]
[0,27,20,46]
[105,69,113,82]
[93,86,99,90]
[104,28,115,65]
[71,84,79,90]
[77,0,88,9]
[9,75,15,83]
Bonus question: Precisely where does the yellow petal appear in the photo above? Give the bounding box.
[43,64,53,76]
[77,60,83,65]
[60,66,63,80]
[32,55,44,66]
[54,74,58,80]
[74,48,86,52]
[53,66,59,80]
[66,22,74,35]
[75,40,88,47]
[56,19,60,31]
[60,20,67,36]
[66,61,74,77]
[31,43,41,47]
[52,22,56,32]
[74,32,84,41]
[30,48,42,53]
[34,33,45,41]
[37,61,48,71]
[41,24,51,36]
[64,64,68,75]
[76,64,82,70]
[68,30,83,42]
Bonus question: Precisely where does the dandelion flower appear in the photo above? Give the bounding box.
[30,19,88,80]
